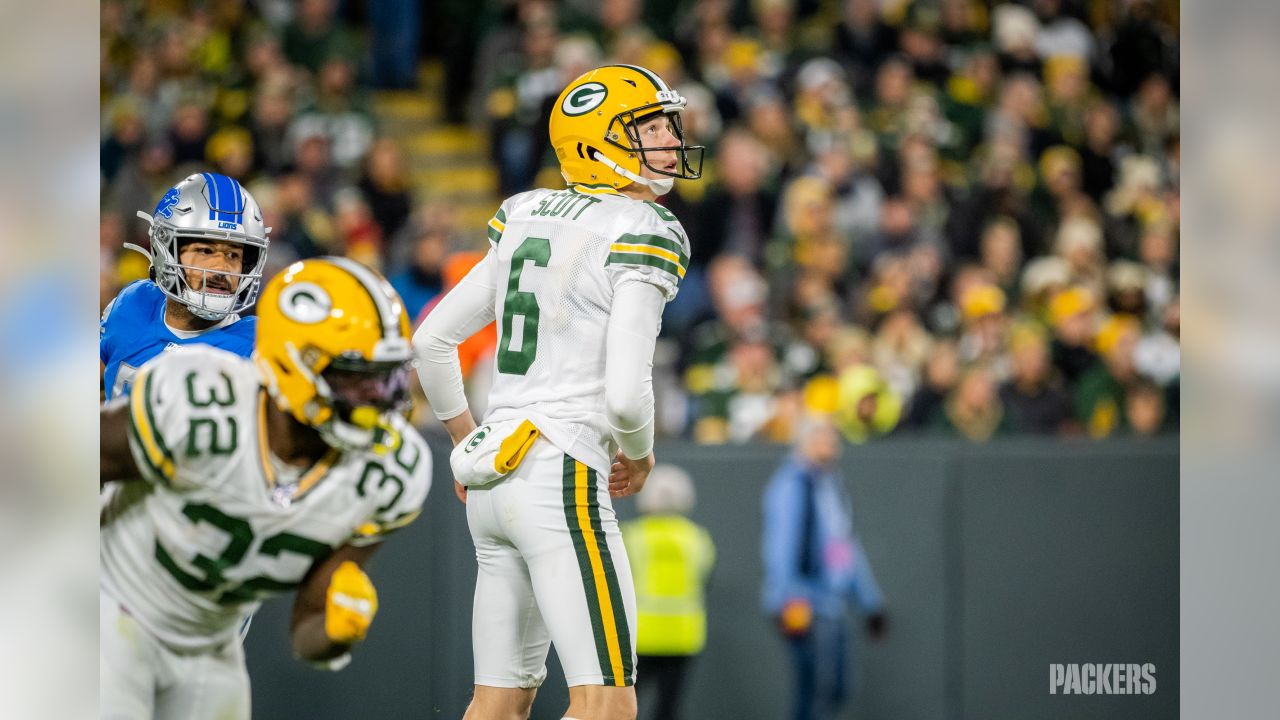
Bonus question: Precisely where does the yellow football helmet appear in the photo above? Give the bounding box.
[549,64,704,194]
[255,257,413,451]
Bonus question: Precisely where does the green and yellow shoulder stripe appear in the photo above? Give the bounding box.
[605,227,690,286]
[486,207,507,246]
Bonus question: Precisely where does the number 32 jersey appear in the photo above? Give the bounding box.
[482,186,690,471]
[101,346,432,653]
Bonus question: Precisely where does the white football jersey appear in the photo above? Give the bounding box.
[480,186,689,471]
[101,346,432,653]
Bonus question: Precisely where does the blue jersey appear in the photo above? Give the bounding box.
[100,280,255,400]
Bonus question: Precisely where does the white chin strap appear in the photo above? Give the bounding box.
[592,152,675,196]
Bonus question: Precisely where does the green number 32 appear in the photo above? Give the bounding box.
[499,236,551,375]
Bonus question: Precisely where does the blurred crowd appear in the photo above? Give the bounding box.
[468,0,1179,443]
[101,0,1179,445]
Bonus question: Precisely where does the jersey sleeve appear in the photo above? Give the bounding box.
[126,347,254,492]
[347,425,433,547]
[604,206,691,302]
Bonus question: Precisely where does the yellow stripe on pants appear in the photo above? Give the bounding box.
[573,460,626,686]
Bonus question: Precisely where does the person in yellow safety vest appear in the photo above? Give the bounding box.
[621,464,716,720]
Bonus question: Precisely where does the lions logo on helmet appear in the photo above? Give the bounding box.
[128,172,271,321]
[255,257,413,453]
[549,65,704,195]
[154,188,181,219]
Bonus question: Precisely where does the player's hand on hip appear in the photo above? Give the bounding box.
[324,561,379,644]
[608,450,655,497]
[454,479,468,504]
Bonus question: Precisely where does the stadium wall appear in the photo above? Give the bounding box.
[246,437,1177,720]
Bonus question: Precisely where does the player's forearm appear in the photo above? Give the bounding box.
[441,410,478,446]
[604,281,665,459]
[291,612,353,664]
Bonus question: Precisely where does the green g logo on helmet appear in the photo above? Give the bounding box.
[561,82,608,116]
[465,426,490,453]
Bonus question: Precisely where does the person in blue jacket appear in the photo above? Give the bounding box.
[761,414,888,720]
[101,172,270,400]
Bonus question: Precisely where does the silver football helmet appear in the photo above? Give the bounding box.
[128,172,271,320]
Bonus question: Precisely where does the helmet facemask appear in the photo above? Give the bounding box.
[308,351,412,453]
[150,227,267,321]
[605,105,705,184]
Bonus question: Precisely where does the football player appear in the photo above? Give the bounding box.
[101,172,270,401]
[100,258,432,719]
[414,64,702,720]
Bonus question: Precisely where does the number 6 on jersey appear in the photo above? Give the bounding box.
[498,236,551,375]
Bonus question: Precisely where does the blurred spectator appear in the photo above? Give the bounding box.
[486,17,563,196]
[1103,154,1166,260]
[1000,323,1073,434]
[1078,99,1123,202]
[259,171,333,262]
[762,414,887,720]
[741,88,801,181]
[831,0,898,96]
[332,189,383,269]
[902,338,960,430]
[930,363,1009,441]
[1075,314,1142,438]
[1106,260,1149,317]
[869,308,931,401]
[689,334,789,444]
[1107,0,1178,97]
[956,284,1010,376]
[780,294,843,382]
[1138,220,1178,319]
[1134,295,1180,388]
[684,255,775,370]
[1019,255,1070,322]
[694,129,778,268]
[358,138,413,240]
[833,364,902,444]
[1033,0,1095,62]
[105,139,177,249]
[1032,144,1085,230]
[992,3,1042,76]
[101,101,146,184]
[1047,285,1100,385]
[250,81,297,176]
[207,126,255,180]
[809,135,883,243]
[622,465,716,720]
[168,100,212,168]
[281,0,359,75]
[288,55,375,171]
[1054,216,1106,300]
[390,224,449,321]
[1123,377,1168,437]
[979,216,1024,297]
[1129,73,1179,161]
[289,131,342,211]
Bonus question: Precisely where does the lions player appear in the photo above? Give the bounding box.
[101,172,270,401]
[414,65,702,720]
[100,258,432,719]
